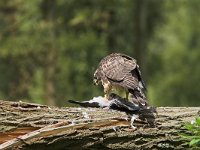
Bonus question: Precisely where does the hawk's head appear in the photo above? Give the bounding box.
[93,70,101,85]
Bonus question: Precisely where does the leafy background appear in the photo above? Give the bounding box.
[0,0,199,106]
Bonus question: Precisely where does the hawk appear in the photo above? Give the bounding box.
[93,53,147,106]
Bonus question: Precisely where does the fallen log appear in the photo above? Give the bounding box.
[0,100,199,150]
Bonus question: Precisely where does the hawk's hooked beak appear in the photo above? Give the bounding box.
[93,77,100,85]
[93,75,100,85]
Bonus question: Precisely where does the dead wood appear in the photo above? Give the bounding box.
[0,100,199,150]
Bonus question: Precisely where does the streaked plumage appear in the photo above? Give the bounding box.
[93,53,147,106]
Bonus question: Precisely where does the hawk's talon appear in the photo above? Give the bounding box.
[104,94,109,100]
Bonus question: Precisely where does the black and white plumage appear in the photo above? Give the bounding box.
[68,93,140,113]
[68,93,156,126]
[93,53,147,106]
[68,96,110,108]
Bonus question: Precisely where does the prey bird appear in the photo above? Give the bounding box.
[93,53,147,106]
[68,93,156,127]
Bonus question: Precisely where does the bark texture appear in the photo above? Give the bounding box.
[0,100,199,150]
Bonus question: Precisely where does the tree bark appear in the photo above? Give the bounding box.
[0,100,199,150]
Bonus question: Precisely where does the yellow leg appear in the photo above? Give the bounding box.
[104,94,109,100]
[125,91,129,100]
[103,81,112,100]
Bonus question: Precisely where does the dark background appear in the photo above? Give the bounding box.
[0,0,199,106]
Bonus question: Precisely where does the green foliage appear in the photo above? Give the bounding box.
[182,117,200,148]
[0,0,199,106]
[148,0,200,106]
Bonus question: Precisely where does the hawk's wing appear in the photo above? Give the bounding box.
[119,75,139,90]
[99,53,137,82]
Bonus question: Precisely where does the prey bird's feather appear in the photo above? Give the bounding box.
[68,93,141,113]
[68,93,156,126]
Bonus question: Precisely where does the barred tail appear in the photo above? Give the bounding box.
[129,88,148,107]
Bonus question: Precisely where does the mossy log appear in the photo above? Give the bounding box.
[0,100,199,150]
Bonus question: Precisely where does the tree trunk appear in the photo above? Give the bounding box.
[0,100,199,150]
[43,48,57,106]
[134,0,147,69]
[42,0,57,106]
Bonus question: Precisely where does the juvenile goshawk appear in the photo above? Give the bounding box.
[93,53,147,106]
